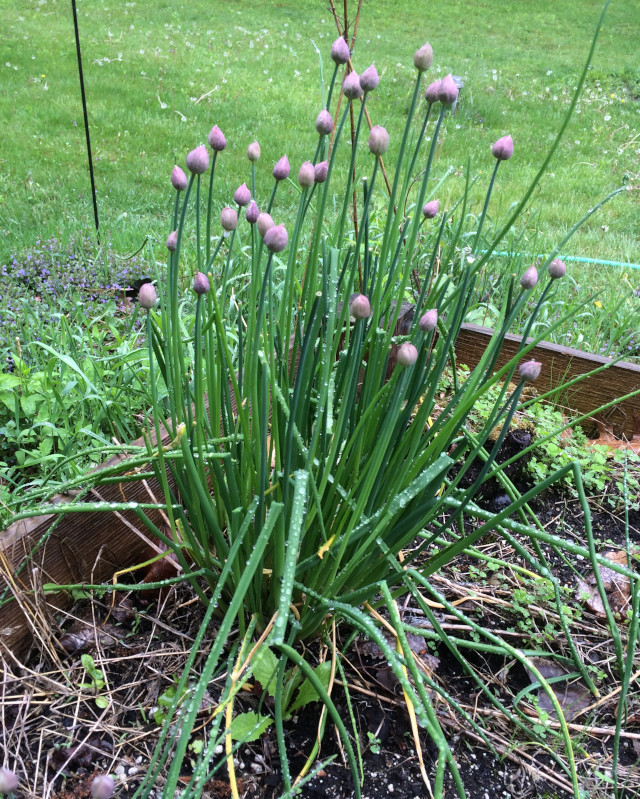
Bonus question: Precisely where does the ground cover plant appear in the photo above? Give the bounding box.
[2,3,640,799]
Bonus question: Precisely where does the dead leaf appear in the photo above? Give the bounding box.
[110,594,136,624]
[525,658,591,721]
[588,416,640,456]
[59,622,121,654]
[576,550,631,618]
[49,735,113,769]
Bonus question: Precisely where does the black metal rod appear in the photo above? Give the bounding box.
[71,0,100,240]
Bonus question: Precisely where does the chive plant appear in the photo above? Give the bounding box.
[138,35,582,644]
[13,6,639,796]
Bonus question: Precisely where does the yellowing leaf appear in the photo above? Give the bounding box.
[317,535,335,560]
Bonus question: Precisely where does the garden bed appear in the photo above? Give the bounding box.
[3,481,640,799]
[3,320,640,659]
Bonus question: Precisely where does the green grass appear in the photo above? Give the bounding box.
[1,0,638,268]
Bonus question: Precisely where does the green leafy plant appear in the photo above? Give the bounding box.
[229,645,332,742]
[78,654,109,710]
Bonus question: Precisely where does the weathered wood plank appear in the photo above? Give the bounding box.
[455,323,640,437]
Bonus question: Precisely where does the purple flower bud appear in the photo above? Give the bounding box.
[438,74,459,106]
[234,182,251,206]
[247,140,261,162]
[424,79,441,105]
[342,71,363,100]
[264,224,288,253]
[0,768,18,794]
[91,774,116,799]
[171,165,187,192]
[548,258,566,280]
[298,161,315,188]
[208,124,226,152]
[419,309,438,332]
[186,145,209,174]
[397,342,419,367]
[220,206,238,231]
[273,155,290,182]
[166,230,178,252]
[422,200,439,219]
[314,161,329,183]
[492,134,514,161]
[360,64,379,93]
[414,42,434,72]
[315,109,333,136]
[519,359,542,382]
[193,271,210,296]
[331,36,350,65]
[138,282,157,310]
[257,212,275,238]
[246,200,259,224]
[368,125,389,156]
[520,265,538,289]
[349,293,371,320]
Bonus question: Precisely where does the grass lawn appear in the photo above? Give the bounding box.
[1,0,639,267]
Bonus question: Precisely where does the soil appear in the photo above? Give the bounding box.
[3,480,640,799]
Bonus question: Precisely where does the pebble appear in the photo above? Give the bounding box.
[388,785,394,793]
[128,766,139,776]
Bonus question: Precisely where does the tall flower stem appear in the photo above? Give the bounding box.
[378,72,423,273]
[205,151,219,265]
[300,102,350,315]
[335,97,367,247]
[472,159,500,253]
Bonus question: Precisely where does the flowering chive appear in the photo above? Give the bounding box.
[314,161,329,183]
[185,145,209,174]
[342,71,363,100]
[91,774,115,799]
[360,64,379,93]
[397,342,419,367]
[193,271,210,295]
[492,134,514,161]
[257,213,275,237]
[422,200,439,219]
[349,293,371,320]
[264,224,288,253]
[166,231,178,252]
[234,183,251,206]
[425,79,441,105]
[220,206,238,231]
[331,36,350,65]
[171,165,187,191]
[419,309,438,332]
[520,265,538,289]
[315,109,333,136]
[414,42,434,72]
[247,140,261,162]
[246,200,259,224]
[438,74,459,106]
[519,360,542,382]
[138,283,157,310]
[548,258,566,279]
[273,155,290,181]
[298,161,315,188]
[208,125,226,152]
[0,768,18,795]
[368,125,389,156]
